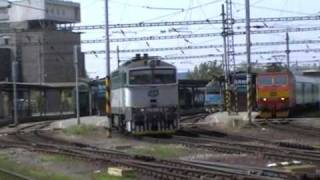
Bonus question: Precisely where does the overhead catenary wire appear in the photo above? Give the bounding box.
[233,1,314,15]
[140,0,224,22]
[79,26,320,43]
[106,39,320,53]
[13,37,320,53]
[84,48,320,58]
[7,0,320,75]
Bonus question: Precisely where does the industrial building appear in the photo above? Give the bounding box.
[0,0,85,83]
[0,0,88,121]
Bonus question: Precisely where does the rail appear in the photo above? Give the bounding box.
[0,167,35,180]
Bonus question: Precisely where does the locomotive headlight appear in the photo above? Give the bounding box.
[263,98,267,102]
[281,97,285,101]
[140,108,145,112]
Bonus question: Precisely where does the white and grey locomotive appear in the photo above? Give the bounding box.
[111,54,179,134]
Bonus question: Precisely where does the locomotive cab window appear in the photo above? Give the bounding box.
[129,69,176,85]
[153,69,176,84]
[129,69,152,85]
[258,76,273,85]
[275,75,288,85]
[207,84,221,94]
[207,88,220,94]
[111,71,127,89]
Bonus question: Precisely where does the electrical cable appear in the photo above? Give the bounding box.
[141,0,224,22]
[233,1,314,15]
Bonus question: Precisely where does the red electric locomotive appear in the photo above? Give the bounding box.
[256,70,320,118]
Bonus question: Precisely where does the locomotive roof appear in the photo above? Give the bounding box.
[257,70,320,84]
[120,55,175,69]
[257,70,291,76]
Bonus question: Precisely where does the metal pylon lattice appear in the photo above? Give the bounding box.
[225,0,238,114]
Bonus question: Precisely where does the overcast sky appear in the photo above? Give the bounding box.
[70,0,320,78]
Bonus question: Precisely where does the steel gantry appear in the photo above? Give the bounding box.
[58,15,320,30]
[225,0,238,114]
[8,38,320,50]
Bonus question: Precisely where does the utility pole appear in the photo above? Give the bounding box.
[116,46,120,68]
[222,4,231,114]
[285,32,290,69]
[245,0,252,124]
[73,45,80,125]
[12,60,18,126]
[105,0,112,137]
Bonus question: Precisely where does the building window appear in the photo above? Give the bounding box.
[74,8,79,19]
[4,39,9,45]
[0,8,8,14]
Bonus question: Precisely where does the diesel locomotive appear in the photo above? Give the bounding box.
[111,54,179,134]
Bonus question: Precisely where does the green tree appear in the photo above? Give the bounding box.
[187,61,223,80]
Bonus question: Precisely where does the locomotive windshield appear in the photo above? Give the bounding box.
[153,69,176,84]
[274,75,288,85]
[258,76,273,85]
[258,75,288,85]
[129,70,152,84]
[129,69,176,85]
[206,83,221,94]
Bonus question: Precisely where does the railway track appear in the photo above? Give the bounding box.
[292,123,320,130]
[140,132,320,166]
[2,120,320,179]
[139,136,320,179]
[160,114,320,165]
[32,132,284,179]
[0,122,291,180]
[180,112,209,124]
[255,118,320,137]
[179,114,319,151]
[265,122,320,138]
[0,167,35,180]
[179,126,319,152]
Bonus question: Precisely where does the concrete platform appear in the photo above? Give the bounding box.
[50,116,109,129]
[203,112,259,128]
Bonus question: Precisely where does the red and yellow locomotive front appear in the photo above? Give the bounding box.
[256,72,293,118]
